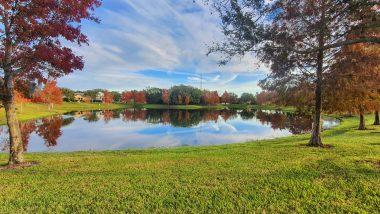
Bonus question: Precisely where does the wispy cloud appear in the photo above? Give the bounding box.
[58,0,268,94]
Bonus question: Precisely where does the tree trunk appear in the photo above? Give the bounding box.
[2,13,24,165]
[309,3,327,147]
[374,111,379,125]
[4,92,24,165]
[308,50,324,147]
[359,113,366,130]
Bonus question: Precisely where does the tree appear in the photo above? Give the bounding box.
[221,91,230,104]
[184,95,191,105]
[111,91,121,103]
[228,92,239,104]
[102,91,114,104]
[324,43,380,130]
[201,91,212,105]
[145,87,163,104]
[177,94,183,105]
[240,93,256,105]
[169,85,202,105]
[0,0,101,165]
[61,88,75,102]
[202,90,220,105]
[256,91,278,106]
[14,90,31,113]
[162,89,170,106]
[121,91,134,103]
[40,80,63,110]
[375,111,380,126]
[208,0,379,146]
[134,91,147,104]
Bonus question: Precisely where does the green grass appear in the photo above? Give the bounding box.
[0,102,129,125]
[0,115,379,213]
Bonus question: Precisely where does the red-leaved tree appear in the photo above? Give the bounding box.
[0,1,101,165]
[102,91,114,104]
[134,91,147,104]
[121,91,134,103]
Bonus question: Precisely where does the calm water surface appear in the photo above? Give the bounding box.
[0,109,339,152]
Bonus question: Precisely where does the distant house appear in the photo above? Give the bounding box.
[93,92,104,103]
[74,93,91,103]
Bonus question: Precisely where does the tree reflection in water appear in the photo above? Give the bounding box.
[102,110,114,124]
[36,116,64,148]
[20,121,37,151]
[1,116,68,152]
[255,110,313,134]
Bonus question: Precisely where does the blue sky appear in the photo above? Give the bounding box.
[58,0,268,95]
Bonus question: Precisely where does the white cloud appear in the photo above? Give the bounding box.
[58,0,268,93]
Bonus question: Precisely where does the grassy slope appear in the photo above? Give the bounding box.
[0,102,128,125]
[0,115,379,213]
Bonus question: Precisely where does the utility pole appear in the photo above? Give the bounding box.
[200,72,203,91]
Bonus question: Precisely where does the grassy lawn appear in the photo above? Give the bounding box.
[0,115,379,213]
[0,102,129,125]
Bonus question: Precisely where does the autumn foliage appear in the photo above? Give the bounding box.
[121,91,147,104]
[14,90,31,104]
[162,89,170,105]
[324,44,380,129]
[220,91,230,104]
[102,91,114,104]
[121,91,134,103]
[32,80,63,109]
[256,91,278,106]
[202,91,220,105]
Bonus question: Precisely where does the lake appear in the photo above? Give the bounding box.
[0,109,339,152]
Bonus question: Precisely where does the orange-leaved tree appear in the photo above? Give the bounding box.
[14,90,31,113]
[221,91,230,104]
[134,91,147,104]
[162,89,170,106]
[121,91,134,103]
[102,91,114,104]
[324,43,380,130]
[40,81,63,110]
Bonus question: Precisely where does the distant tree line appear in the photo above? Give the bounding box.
[15,82,282,108]
[118,85,258,106]
[53,85,265,106]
